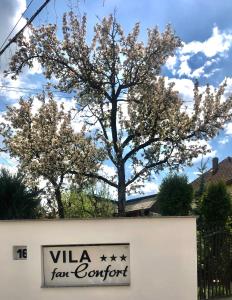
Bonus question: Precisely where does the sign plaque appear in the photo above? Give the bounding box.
[42,243,130,287]
[13,246,27,260]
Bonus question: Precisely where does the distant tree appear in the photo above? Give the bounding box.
[6,13,232,215]
[193,158,209,217]
[4,93,104,218]
[0,169,40,219]
[158,174,193,216]
[62,186,116,218]
[201,181,232,227]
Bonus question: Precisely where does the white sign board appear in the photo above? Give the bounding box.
[42,243,130,287]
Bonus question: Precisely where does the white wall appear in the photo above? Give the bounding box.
[0,217,197,300]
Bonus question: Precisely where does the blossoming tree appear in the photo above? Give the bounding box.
[6,14,232,215]
[4,92,104,218]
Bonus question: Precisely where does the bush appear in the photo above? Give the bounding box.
[201,181,232,227]
[158,174,193,216]
[0,169,41,219]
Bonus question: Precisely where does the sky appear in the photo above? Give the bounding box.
[0,0,232,198]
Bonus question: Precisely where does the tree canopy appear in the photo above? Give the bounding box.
[201,181,232,227]
[4,93,104,218]
[157,173,193,216]
[5,13,232,215]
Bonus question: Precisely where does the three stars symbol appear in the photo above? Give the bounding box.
[100,254,127,262]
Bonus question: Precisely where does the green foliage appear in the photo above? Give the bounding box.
[0,169,41,219]
[193,158,209,216]
[62,184,116,218]
[194,158,208,199]
[201,181,232,226]
[158,174,193,216]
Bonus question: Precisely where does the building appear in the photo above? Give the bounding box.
[125,194,159,216]
[191,156,232,193]
[125,156,232,216]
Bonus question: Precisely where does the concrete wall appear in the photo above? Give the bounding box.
[0,217,197,300]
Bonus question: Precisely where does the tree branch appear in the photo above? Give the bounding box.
[123,137,159,162]
[126,157,169,187]
[68,170,118,188]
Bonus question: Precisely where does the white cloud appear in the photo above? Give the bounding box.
[225,122,232,135]
[222,77,232,96]
[128,181,159,197]
[181,26,232,58]
[140,182,159,194]
[27,59,43,75]
[0,0,27,72]
[191,66,205,78]
[55,98,85,133]
[177,55,191,77]
[0,76,26,102]
[166,55,177,72]
[0,152,18,174]
[99,164,116,178]
[98,164,117,199]
[218,136,229,145]
[13,0,26,24]
[192,150,217,164]
[167,77,196,115]
[191,140,217,164]
[167,26,232,78]
[169,78,194,102]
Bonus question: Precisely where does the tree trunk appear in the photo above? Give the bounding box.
[55,188,65,218]
[118,164,126,216]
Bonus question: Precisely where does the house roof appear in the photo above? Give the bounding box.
[125,194,157,212]
[191,156,232,190]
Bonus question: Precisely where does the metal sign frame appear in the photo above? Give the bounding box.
[41,243,130,288]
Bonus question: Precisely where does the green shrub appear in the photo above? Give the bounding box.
[0,169,41,219]
[201,181,232,226]
[158,174,193,216]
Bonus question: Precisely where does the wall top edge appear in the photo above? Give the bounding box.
[0,216,197,223]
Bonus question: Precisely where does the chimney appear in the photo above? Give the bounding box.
[212,157,219,174]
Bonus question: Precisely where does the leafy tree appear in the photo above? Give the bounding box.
[201,181,232,227]
[0,169,40,219]
[5,14,232,215]
[158,174,193,216]
[193,158,209,216]
[4,93,104,218]
[62,183,116,218]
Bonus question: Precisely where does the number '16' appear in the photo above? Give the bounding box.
[17,248,27,259]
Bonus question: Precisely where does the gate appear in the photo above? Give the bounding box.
[198,225,232,299]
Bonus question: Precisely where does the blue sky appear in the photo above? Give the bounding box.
[0,0,232,197]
